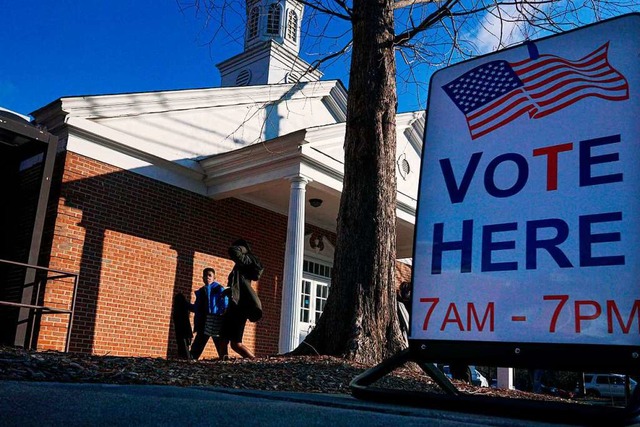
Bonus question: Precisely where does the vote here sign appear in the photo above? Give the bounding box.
[412,14,640,362]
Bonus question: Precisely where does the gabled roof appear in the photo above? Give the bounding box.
[31,81,423,257]
[31,80,346,191]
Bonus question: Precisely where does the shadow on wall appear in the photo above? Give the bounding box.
[37,154,286,359]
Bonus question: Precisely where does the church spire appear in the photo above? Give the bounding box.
[216,0,322,87]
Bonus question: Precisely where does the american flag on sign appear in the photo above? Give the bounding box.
[443,42,629,140]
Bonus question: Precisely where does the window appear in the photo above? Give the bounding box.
[267,4,281,35]
[303,260,332,278]
[298,260,332,342]
[315,282,328,322]
[597,375,623,385]
[287,10,298,42]
[248,7,259,39]
[300,280,312,323]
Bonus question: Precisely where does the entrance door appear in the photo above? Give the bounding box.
[297,259,331,346]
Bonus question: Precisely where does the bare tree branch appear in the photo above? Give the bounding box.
[394,0,458,45]
[297,0,352,19]
[394,0,438,9]
[307,40,353,74]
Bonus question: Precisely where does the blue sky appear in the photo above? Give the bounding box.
[0,1,251,116]
[0,1,434,117]
[2,1,637,118]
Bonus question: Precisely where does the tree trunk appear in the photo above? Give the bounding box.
[292,0,406,364]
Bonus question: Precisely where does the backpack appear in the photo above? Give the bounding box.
[244,253,264,281]
[209,284,229,315]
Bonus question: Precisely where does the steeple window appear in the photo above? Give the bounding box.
[248,7,259,39]
[287,10,298,42]
[267,3,282,36]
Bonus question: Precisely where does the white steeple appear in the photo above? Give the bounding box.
[216,0,322,87]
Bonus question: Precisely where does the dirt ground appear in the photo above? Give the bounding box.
[0,345,575,404]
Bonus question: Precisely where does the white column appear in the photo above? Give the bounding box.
[278,175,310,353]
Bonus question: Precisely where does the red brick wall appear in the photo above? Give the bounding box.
[396,262,412,288]
[39,151,288,358]
[37,151,414,359]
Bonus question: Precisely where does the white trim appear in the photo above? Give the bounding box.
[217,41,322,86]
[35,81,341,121]
[303,233,335,264]
[64,116,208,195]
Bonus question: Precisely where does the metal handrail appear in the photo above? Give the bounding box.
[0,258,79,352]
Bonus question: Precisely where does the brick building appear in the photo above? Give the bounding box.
[1,0,421,359]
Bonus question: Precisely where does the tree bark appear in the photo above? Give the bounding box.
[293,0,406,364]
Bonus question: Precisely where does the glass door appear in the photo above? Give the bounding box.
[297,259,331,346]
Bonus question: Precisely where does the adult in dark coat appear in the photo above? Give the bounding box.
[218,239,263,359]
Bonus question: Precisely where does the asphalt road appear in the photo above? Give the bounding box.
[0,381,585,426]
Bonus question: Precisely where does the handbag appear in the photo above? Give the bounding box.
[242,280,263,322]
[204,313,224,337]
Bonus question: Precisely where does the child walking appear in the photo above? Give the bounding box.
[188,267,229,360]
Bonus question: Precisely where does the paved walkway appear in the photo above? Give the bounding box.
[0,380,582,426]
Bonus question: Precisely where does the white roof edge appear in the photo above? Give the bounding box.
[302,110,423,142]
[323,84,348,121]
[34,80,345,120]
[65,116,206,182]
[199,128,306,170]
[397,111,425,154]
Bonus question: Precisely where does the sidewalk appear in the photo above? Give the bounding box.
[1,380,571,426]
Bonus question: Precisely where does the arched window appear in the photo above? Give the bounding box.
[287,10,298,42]
[266,4,281,36]
[248,7,259,39]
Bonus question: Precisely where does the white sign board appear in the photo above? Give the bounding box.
[412,14,640,366]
